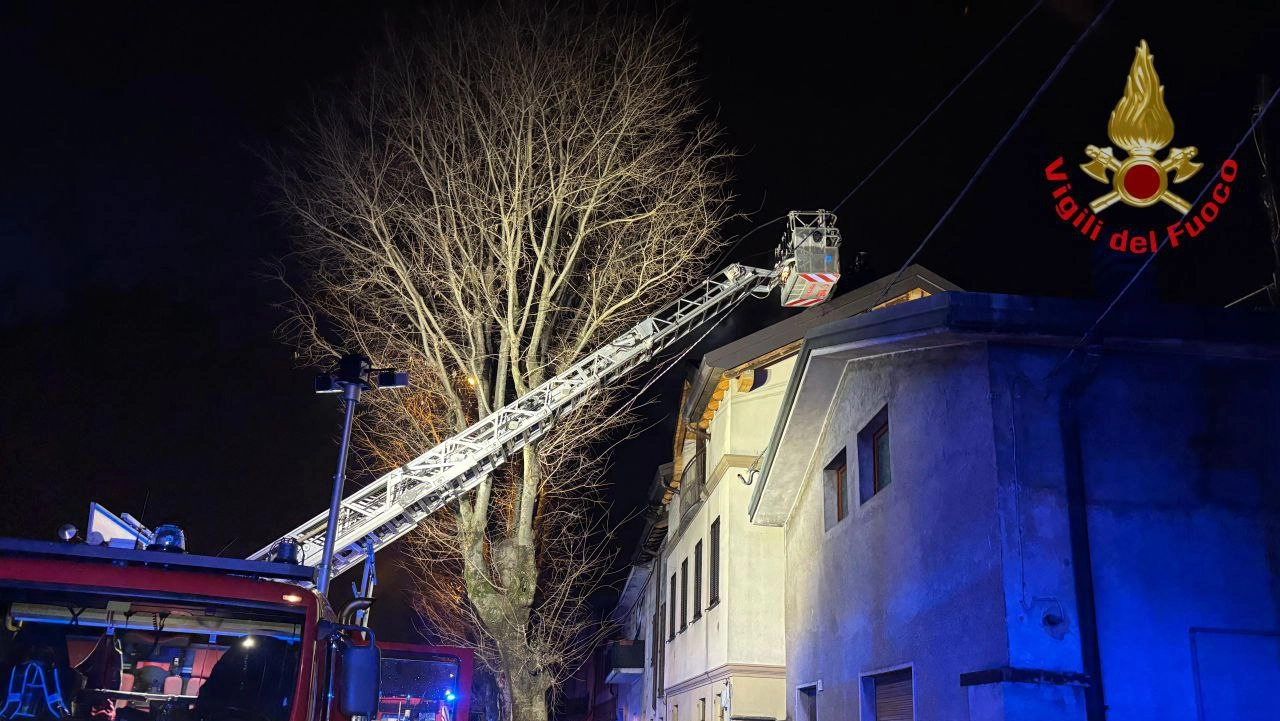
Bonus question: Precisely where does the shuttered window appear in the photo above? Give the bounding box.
[656,603,666,699]
[873,668,913,721]
[693,541,703,621]
[709,517,721,605]
[680,558,689,630]
[668,575,676,641]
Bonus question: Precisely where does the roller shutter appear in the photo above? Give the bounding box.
[874,668,913,721]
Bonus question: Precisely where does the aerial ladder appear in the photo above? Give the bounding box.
[246,211,841,581]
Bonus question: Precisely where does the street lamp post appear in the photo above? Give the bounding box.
[314,353,408,596]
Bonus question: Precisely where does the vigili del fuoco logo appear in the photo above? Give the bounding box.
[1044,40,1237,254]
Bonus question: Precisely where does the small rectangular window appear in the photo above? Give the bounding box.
[698,698,706,721]
[874,424,892,493]
[693,541,703,620]
[864,667,913,721]
[656,603,666,699]
[668,575,677,641]
[797,684,818,721]
[709,518,721,606]
[859,406,892,503]
[680,558,689,630]
[651,605,660,670]
[824,449,849,530]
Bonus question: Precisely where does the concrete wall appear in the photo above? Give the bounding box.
[613,565,659,721]
[782,344,1010,721]
[986,343,1280,720]
[662,357,795,721]
[1049,348,1280,720]
[781,338,1280,720]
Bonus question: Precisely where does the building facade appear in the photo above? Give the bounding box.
[608,563,656,721]
[750,292,1280,721]
[659,353,794,721]
[605,268,958,721]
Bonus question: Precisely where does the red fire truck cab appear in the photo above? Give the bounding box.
[0,537,460,721]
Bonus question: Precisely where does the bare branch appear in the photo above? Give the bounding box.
[271,5,730,720]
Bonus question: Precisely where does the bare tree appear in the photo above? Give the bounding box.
[271,5,730,721]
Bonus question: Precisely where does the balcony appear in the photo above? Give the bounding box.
[677,447,706,531]
[603,640,645,684]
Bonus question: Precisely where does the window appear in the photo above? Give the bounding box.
[0,586,305,721]
[858,406,892,503]
[656,603,666,700]
[874,425,892,493]
[796,684,818,721]
[668,574,677,641]
[693,541,703,621]
[679,558,689,631]
[862,668,913,721]
[824,448,849,530]
[708,517,721,606]
[714,693,724,721]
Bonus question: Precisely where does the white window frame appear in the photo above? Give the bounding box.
[794,680,822,721]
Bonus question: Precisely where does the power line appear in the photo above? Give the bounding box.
[830,0,1046,214]
[719,2,1046,279]
[1226,284,1272,308]
[1057,84,1280,369]
[712,214,786,272]
[870,0,1117,309]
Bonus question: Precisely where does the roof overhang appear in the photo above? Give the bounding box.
[609,563,653,625]
[748,291,1280,526]
[680,265,960,429]
[672,265,961,486]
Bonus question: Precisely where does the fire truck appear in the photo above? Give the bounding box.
[0,212,840,721]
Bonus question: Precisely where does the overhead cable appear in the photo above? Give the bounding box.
[1057,83,1280,370]
[870,0,1118,309]
[830,0,1047,214]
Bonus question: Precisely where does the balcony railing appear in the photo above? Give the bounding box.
[678,447,706,529]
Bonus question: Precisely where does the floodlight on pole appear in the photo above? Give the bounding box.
[314,353,407,596]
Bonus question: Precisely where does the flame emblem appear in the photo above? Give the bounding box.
[1080,40,1202,213]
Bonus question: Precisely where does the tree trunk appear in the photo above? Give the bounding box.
[274,5,730,715]
[461,501,546,721]
[505,667,550,721]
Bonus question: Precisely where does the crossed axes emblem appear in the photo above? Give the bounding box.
[1080,144,1202,214]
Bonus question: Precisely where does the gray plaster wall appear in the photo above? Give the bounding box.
[783,343,1008,721]
[783,339,1280,721]
[1062,348,1280,720]
[988,343,1280,720]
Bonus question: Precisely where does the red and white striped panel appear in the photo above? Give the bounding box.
[784,297,826,307]
[782,273,839,307]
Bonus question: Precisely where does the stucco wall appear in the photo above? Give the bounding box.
[986,343,1280,720]
[780,336,1280,720]
[613,565,658,721]
[783,343,1008,721]
[1063,348,1280,720]
[661,356,794,721]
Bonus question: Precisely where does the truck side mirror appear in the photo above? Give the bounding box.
[335,629,381,718]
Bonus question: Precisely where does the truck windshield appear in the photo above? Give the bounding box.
[0,587,304,721]
[378,655,461,721]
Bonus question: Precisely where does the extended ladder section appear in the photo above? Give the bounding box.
[250,264,783,577]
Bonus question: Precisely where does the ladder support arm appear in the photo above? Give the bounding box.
[250,263,780,577]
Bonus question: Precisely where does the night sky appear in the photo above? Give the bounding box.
[3,0,1279,640]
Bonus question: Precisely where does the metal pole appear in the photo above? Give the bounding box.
[317,381,361,595]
